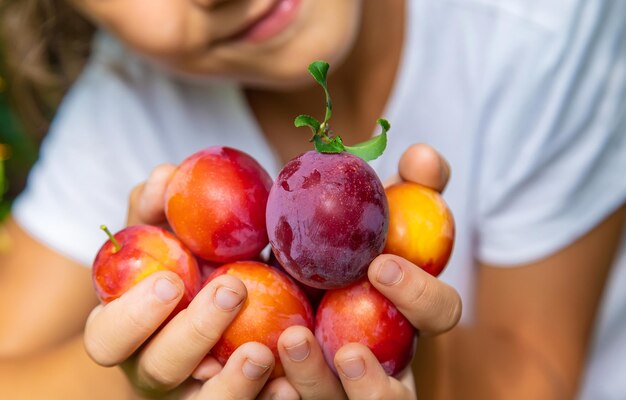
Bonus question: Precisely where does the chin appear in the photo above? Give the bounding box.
[163,49,346,91]
[210,40,355,91]
[151,15,358,91]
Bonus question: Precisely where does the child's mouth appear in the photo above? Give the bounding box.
[235,0,302,44]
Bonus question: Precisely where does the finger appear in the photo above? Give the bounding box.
[398,144,450,193]
[84,271,184,366]
[198,342,274,400]
[368,254,462,335]
[127,163,176,225]
[257,377,300,400]
[191,355,224,381]
[334,343,415,400]
[277,325,346,400]
[134,275,247,391]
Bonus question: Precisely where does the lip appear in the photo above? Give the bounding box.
[231,0,302,44]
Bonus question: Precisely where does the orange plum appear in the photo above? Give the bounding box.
[384,182,455,277]
[206,261,314,378]
[267,251,326,310]
[165,146,273,263]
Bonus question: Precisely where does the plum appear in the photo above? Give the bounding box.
[205,261,314,378]
[384,182,455,276]
[268,250,326,309]
[266,150,388,289]
[315,278,416,376]
[92,225,201,319]
[164,146,272,263]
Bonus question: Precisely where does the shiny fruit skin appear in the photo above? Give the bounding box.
[165,146,273,263]
[206,261,314,378]
[384,182,454,277]
[315,279,415,376]
[268,251,326,310]
[92,225,201,311]
[266,151,389,289]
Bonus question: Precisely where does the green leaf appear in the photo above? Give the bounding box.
[307,61,332,124]
[344,118,390,161]
[294,114,321,137]
[313,135,345,154]
[308,61,329,88]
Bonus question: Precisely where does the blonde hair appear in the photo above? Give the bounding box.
[0,0,94,137]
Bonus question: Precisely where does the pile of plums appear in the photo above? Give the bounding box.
[92,145,455,378]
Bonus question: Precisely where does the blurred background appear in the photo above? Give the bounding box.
[0,51,39,224]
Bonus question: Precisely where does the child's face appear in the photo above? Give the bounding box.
[71,0,362,87]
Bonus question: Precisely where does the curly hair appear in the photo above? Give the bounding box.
[0,0,94,137]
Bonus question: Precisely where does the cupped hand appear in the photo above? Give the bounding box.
[84,164,283,399]
[261,144,461,400]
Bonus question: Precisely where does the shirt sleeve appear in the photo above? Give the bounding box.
[11,35,154,266]
[475,1,626,266]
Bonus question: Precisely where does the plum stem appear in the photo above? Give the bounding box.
[100,225,121,253]
[293,61,389,161]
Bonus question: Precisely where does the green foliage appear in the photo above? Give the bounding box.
[0,73,39,221]
[344,119,390,162]
[0,144,10,220]
[0,154,5,197]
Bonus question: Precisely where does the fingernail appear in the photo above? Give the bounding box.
[214,286,243,311]
[154,278,180,302]
[242,358,270,380]
[286,339,310,362]
[377,259,403,285]
[338,357,366,380]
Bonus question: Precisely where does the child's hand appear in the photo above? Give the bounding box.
[84,165,283,399]
[371,143,461,336]
[254,326,416,399]
[258,144,461,399]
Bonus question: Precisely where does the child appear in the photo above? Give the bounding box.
[1,0,625,398]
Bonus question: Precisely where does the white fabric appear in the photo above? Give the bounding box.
[11,0,626,397]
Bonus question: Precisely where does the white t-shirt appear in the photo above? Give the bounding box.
[12,0,626,397]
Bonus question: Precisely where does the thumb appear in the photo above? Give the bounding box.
[398,143,450,193]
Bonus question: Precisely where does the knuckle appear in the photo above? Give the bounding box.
[139,356,178,391]
[223,386,245,400]
[210,378,253,400]
[361,389,385,400]
[84,334,119,367]
[186,311,223,346]
[293,375,324,393]
[124,306,156,337]
[405,275,430,310]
